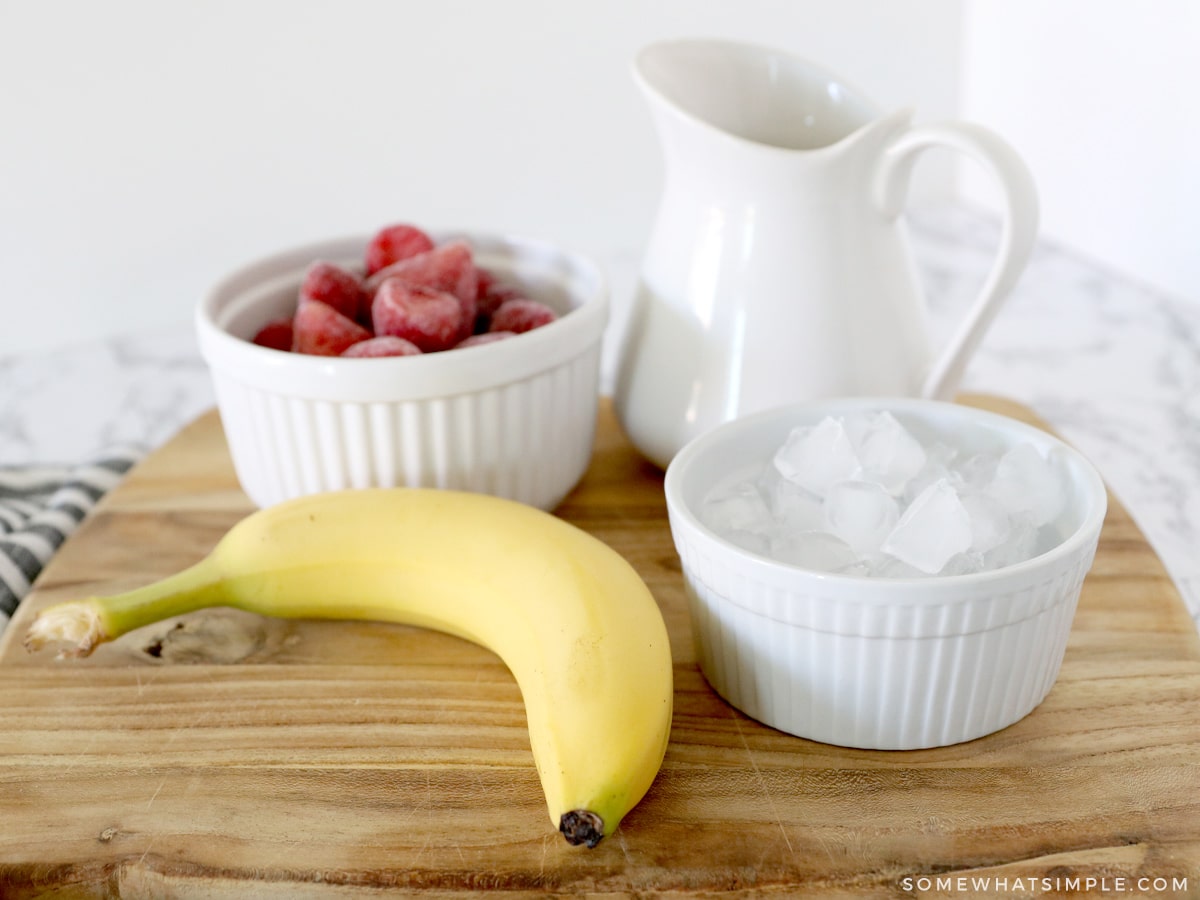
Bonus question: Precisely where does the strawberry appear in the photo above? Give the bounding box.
[292,300,372,356]
[341,336,423,358]
[251,317,295,351]
[300,262,369,324]
[455,331,516,349]
[489,298,558,334]
[364,224,435,276]
[372,280,464,353]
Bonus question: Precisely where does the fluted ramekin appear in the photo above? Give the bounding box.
[664,397,1107,750]
[196,232,607,510]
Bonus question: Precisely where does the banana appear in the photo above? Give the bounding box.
[23,487,673,847]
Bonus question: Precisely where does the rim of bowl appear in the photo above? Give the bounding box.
[663,396,1109,601]
[195,231,609,403]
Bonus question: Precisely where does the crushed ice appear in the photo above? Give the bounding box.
[700,411,1069,577]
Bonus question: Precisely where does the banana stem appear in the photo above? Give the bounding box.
[559,810,605,848]
[24,558,226,658]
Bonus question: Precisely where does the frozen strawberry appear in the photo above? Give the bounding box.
[455,331,516,349]
[489,298,558,334]
[251,317,294,351]
[474,267,496,297]
[364,224,435,276]
[341,335,423,358]
[456,290,479,342]
[372,280,464,353]
[300,262,369,323]
[475,267,524,319]
[292,300,372,356]
[365,240,479,305]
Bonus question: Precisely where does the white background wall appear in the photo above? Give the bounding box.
[3,2,1195,361]
[960,0,1199,305]
[0,0,962,358]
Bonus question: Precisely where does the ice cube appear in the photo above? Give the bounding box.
[837,559,874,577]
[880,478,972,574]
[773,417,861,498]
[822,479,900,557]
[959,488,1011,552]
[700,478,771,538]
[941,552,985,576]
[848,411,927,495]
[981,519,1040,571]
[903,441,958,504]
[986,443,1067,526]
[957,452,999,489]
[726,529,771,556]
[871,554,929,578]
[770,531,858,573]
[757,463,824,531]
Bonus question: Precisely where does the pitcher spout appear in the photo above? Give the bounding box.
[634,38,893,155]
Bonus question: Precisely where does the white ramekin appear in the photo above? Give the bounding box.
[664,397,1107,750]
[196,232,607,510]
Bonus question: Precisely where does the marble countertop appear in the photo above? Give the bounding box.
[3,205,1198,632]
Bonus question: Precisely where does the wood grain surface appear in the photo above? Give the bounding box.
[2,396,1199,897]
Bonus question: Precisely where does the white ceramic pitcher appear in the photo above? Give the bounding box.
[614,39,1039,468]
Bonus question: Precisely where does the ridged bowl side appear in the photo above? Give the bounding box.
[674,526,1099,750]
[213,344,600,510]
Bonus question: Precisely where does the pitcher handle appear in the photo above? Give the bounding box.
[873,122,1039,400]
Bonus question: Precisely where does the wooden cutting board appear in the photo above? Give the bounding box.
[2,396,1199,897]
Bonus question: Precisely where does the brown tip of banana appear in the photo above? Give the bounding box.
[559,810,605,847]
[23,603,106,659]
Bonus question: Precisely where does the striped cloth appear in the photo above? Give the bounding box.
[0,447,143,635]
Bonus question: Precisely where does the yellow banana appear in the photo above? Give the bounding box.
[23,487,673,847]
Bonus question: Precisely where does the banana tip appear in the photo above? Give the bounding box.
[559,810,605,848]
[23,602,105,658]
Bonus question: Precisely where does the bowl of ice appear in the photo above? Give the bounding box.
[663,397,1107,750]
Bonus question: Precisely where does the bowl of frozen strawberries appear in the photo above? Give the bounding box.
[196,223,608,510]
